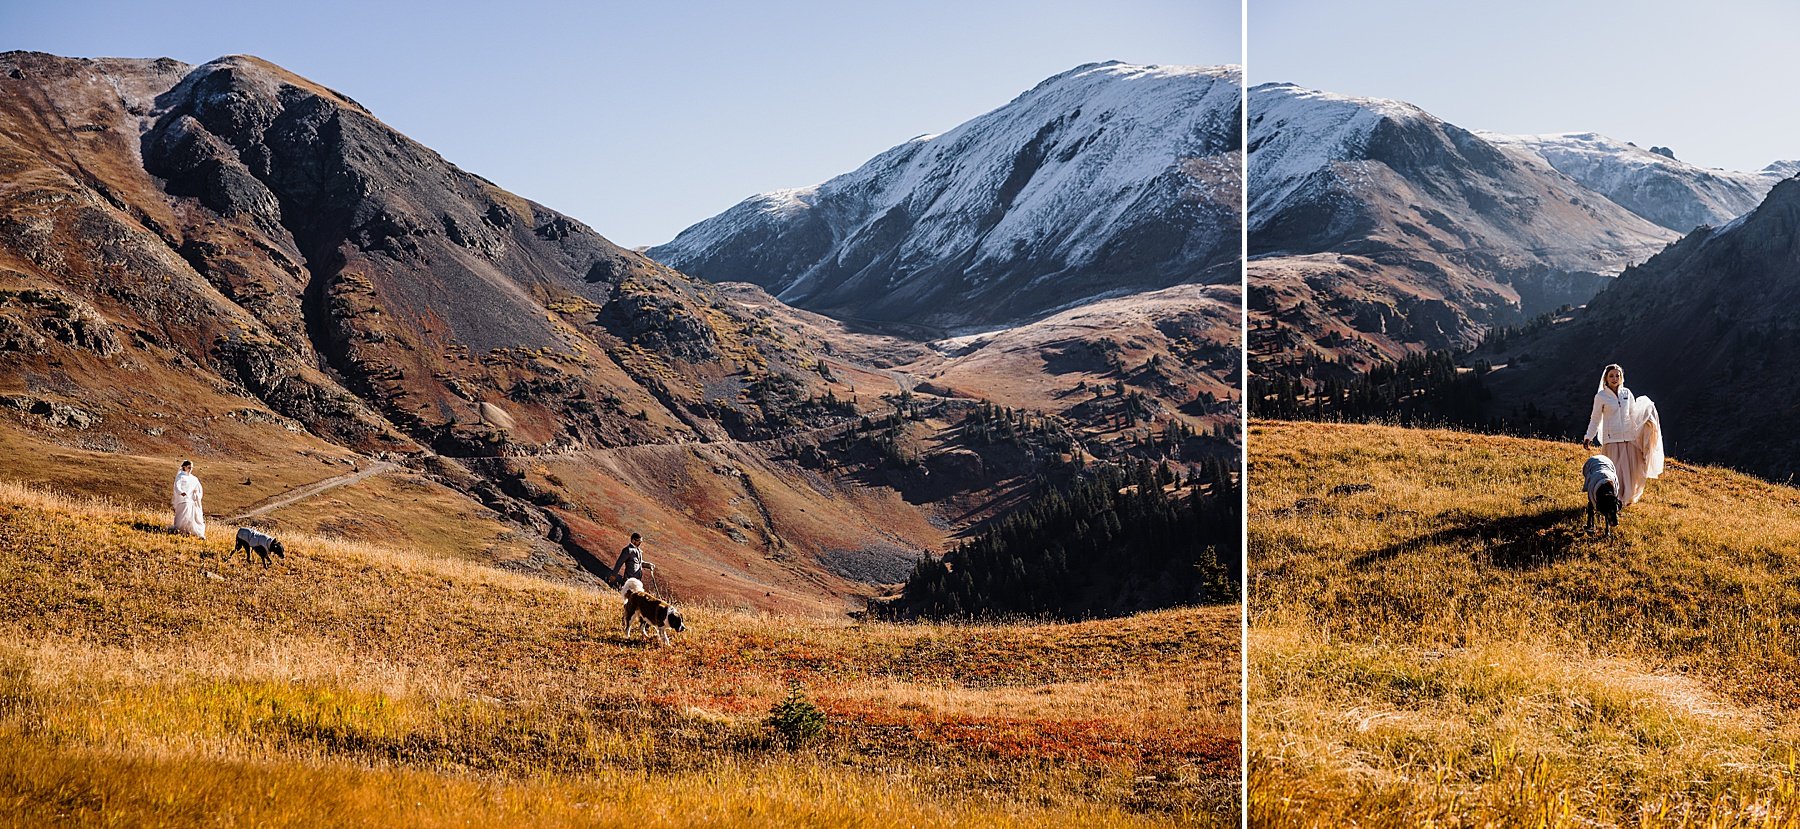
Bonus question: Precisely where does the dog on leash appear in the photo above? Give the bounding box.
[1583,454,1622,536]
[620,577,684,644]
[233,526,287,566]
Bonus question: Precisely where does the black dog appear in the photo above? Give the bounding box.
[233,526,287,567]
[1583,455,1621,536]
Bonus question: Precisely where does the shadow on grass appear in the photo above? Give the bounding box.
[612,634,679,649]
[1352,506,1592,570]
[562,617,680,649]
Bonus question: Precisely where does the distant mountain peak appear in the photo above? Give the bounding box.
[1479,130,1788,232]
[651,62,1241,331]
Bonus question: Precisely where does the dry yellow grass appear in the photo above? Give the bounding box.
[0,422,362,517]
[0,481,1238,827]
[1249,420,1800,827]
[254,469,538,567]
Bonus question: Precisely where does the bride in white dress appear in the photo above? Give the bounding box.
[1581,364,1664,506]
[171,460,206,538]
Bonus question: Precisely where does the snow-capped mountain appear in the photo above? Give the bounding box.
[651,62,1241,332]
[1479,131,1795,232]
[1249,83,1671,275]
[1247,82,1676,371]
[1246,84,1433,238]
[0,50,1047,608]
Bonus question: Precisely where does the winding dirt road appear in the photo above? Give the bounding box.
[223,461,400,523]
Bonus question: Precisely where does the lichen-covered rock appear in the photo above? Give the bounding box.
[0,313,46,354]
[0,394,98,429]
[600,287,720,361]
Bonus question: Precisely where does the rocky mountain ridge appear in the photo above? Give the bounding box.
[0,51,1074,611]
[1479,130,1794,233]
[1248,82,1677,377]
[652,61,1242,333]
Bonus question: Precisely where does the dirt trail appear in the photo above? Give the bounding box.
[461,421,863,463]
[223,461,399,523]
[215,420,857,534]
[821,355,915,394]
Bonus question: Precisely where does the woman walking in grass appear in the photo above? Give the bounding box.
[170,460,206,538]
[1582,363,1664,506]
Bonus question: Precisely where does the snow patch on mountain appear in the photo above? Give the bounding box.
[1479,131,1792,231]
[651,61,1240,327]
[1246,82,1432,230]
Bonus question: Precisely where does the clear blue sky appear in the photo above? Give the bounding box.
[1253,0,1800,173]
[3,0,1239,248]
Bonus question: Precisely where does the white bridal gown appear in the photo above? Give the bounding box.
[172,470,206,538]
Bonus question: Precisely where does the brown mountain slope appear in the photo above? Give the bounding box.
[1,52,889,453]
[2,51,1087,612]
[722,282,1242,459]
[0,54,408,450]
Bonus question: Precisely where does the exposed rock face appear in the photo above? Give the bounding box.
[0,288,120,356]
[134,55,710,449]
[0,51,1016,609]
[0,50,1228,611]
[0,51,836,457]
[1,52,410,448]
[652,62,1241,333]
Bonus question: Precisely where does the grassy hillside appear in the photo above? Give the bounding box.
[1249,420,1800,826]
[0,482,1237,827]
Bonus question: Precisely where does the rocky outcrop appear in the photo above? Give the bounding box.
[0,51,844,458]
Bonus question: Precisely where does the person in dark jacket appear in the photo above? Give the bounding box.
[612,532,654,586]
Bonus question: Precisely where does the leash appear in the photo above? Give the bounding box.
[646,566,678,603]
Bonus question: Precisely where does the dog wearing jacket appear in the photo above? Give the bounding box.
[1583,454,1622,536]
[620,577,684,644]
[233,526,287,566]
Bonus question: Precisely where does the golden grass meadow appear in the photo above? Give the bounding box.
[1249,419,1800,827]
[0,481,1238,827]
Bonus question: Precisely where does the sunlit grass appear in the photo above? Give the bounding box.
[0,480,1238,826]
[0,738,1182,829]
[1249,420,1800,826]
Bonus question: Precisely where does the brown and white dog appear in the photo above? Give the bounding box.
[620,577,684,644]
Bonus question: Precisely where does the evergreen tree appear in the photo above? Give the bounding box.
[885,462,1240,620]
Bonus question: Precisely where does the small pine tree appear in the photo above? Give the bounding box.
[765,681,827,748]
